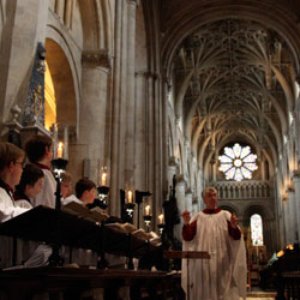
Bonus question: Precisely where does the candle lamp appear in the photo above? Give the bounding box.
[157,213,165,235]
[125,202,135,218]
[124,188,135,219]
[97,186,110,209]
[135,190,151,228]
[57,142,64,159]
[49,157,68,267]
[143,215,152,230]
[127,190,133,203]
[51,158,68,210]
[99,166,109,186]
[158,223,165,235]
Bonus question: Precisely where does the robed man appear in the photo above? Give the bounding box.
[181,186,247,300]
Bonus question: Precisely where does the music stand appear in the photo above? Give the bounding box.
[164,251,210,300]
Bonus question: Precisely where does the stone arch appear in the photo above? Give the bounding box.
[243,204,270,226]
[78,0,113,51]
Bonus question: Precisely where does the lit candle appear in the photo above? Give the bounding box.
[127,190,133,203]
[145,205,151,216]
[57,142,64,158]
[158,213,164,224]
[101,172,107,186]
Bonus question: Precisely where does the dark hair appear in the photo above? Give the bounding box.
[15,164,44,195]
[75,178,96,199]
[25,135,52,163]
[0,142,24,172]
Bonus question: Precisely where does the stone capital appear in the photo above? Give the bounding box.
[82,50,111,69]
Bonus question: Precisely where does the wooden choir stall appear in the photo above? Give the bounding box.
[0,205,184,300]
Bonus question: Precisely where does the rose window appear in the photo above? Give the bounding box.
[218,143,258,181]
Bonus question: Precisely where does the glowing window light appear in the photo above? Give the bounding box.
[251,214,264,246]
[218,143,258,182]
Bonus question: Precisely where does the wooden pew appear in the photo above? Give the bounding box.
[0,267,183,300]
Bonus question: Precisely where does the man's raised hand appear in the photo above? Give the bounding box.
[181,210,191,225]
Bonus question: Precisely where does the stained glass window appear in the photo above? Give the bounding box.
[218,143,258,182]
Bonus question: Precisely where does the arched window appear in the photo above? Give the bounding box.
[250,214,264,246]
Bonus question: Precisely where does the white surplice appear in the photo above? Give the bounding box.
[0,187,31,267]
[182,210,247,300]
[32,169,56,208]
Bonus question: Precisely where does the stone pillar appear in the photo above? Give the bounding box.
[109,0,126,216]
[124,0,137,182]
[162,79,171,208]
[55,0,65,19]
[282,198,289,245]
[110,0,139,216]
[167,158,177,188]
[287,189,296,243]
[293,172,300,241]
[64,0,73,27]
[174,177,186,241]
[75,51,110,183]
[185,190,193,212]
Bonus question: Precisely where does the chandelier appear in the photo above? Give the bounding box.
[218,143,258,181]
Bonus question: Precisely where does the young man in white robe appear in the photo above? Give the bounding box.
[25,135,56,208]
[181,186,247,300]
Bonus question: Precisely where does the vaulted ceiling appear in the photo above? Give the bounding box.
[159,0,300,172]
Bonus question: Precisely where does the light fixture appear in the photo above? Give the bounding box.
[51,157,68,210]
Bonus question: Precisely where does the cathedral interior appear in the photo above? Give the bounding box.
[1,0,300,298]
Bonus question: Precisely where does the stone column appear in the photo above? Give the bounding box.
[174,177,186,241]
[185,190,193,212]
[75,51,110,183]
[293,172,300,241]
[167,158,177,188]
[109,0,127,216]
[287,188,296,243]
[282,198,289,245]
[110,0,141,218]
[54,0,65,19]
[124,0,137,182]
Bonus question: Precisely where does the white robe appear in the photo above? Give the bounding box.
[0,188,30,222]
[182,210,247,300]
[0,188,31,267]
[61,194,83,206]
[32,169,56,208]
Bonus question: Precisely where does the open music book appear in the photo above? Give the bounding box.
[104,223,161,245]
[105,222,137,234]
[62,201,109,223]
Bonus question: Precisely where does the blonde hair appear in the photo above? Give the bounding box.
[61,172,73,184]
[0,142,24,172]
